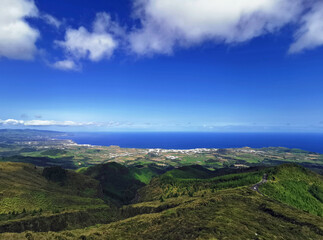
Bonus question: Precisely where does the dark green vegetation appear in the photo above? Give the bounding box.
[11,188,321,240]
[41,149,68,156]
[78,163,166,205]
[0,130,323,239]
[42,166,67,185]
[137,166,266,202]
[129,164,167,184]
[0,161,322,239]
[0,155,77,169]
[0,162,116,234]
[260,164,323,216]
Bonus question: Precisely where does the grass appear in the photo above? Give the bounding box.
[0,162,122,234]
[130,166,163,184]
[81,162,146,205]
[231,153,262,163]
[0,158,322,239]
[0,162,108,217]
[260,164,323,216]
[0,155,78,169]
[2,187,323,240]
[180,155,207,165]
[162,165,215,179]
[137,166,264,202]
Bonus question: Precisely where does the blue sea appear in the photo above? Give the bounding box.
[62,132,323,154]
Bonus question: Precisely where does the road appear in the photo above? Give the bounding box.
[251,174,268,195]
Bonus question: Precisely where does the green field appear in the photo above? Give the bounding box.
[0,130,323,239]
[0,163,322,239]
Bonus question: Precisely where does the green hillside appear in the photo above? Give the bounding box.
[129,164,167,184]
[81,162,145,205]
[80,162,167,205]
[2,175,323,239]
[0,162,323,239]
[0,162,117,233]
[162,165,216,179]
[0,155,77,169]
[260,164,323,216]
[137,166,265,202]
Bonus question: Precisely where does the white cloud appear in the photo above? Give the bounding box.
[0,0,39,60]
[56,12,121,62]
[2,0,323,67]
[41,14,61,29]
[289,2,323,53]
[0,119,130,128]
[51,59,80,71]
[129,0,303,55]
[0,119,97,127]
[24,120,95,126]
[0,119,24,125]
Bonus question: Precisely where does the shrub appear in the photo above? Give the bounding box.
[42,166,67,185]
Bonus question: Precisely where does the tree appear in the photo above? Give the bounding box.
[42,166,67,186]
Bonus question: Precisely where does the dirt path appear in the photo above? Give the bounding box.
[251,174,268,195]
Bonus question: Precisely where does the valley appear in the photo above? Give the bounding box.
[0,130,322,239]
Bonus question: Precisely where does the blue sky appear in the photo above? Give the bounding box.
[1,0,323,132]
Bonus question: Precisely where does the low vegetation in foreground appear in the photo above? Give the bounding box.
[0,130,322,239]
[0,159,322,239]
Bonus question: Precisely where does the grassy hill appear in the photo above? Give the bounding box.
[137,165,266,202]
[80,162,167,205]
[0,162,322,239]
[161,165,216,179]
[2,165,323,239]
[260,164,323,216]
[0,155,77,169]
[80,162,145,205]
[129,164,167,184]
[0,162,118,233]
[0,162,105,213]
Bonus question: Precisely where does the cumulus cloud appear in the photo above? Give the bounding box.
[129,0,303,55]
[3,0,323,67]
[0,0,39,60]
[51,59,80,71]
[289,2,323,53]
[55,12,122,64]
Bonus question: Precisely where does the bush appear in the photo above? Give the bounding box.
[42,166,67,185]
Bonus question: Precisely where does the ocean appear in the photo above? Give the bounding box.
[62,132,323,154]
